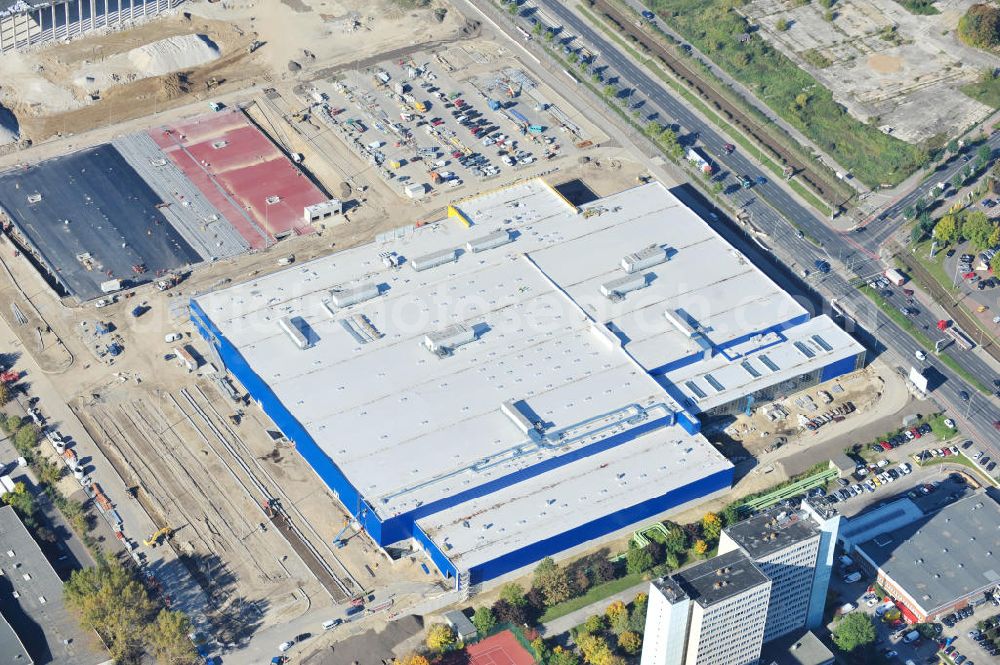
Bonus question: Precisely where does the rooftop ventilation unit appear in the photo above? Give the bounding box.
[278,316,310,350]
[501,399,539,437]
[600,273,648,300]
[423,324,475,356]
[664,309,698,337]
[621,246,668,273]
[759,354,779,372]
[411,248,459,272]
[330,283,379,308]
[466,230,513,253]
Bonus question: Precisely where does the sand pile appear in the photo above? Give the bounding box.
[128,34,221,76]
[0,105,19,145]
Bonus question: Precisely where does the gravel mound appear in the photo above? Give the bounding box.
[128,34,221,77]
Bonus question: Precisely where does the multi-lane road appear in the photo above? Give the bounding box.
[479,0,1000,453]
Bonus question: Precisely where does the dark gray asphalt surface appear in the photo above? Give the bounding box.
[494,0,1000,455]
[0,145,200,301]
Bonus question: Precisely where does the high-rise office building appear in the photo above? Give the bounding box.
[641,549,772,665]
[642,505,836,665]
[719,506,822,642]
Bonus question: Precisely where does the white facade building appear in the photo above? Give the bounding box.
[642,549,771,665]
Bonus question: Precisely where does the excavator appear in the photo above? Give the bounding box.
[144,526,172,547]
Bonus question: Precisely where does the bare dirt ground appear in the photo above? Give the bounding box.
[746,0,997,144]
[0,0,468,145]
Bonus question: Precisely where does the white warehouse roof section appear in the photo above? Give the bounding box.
[194,179,862,570]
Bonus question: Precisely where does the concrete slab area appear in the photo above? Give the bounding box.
[0,144,201,300]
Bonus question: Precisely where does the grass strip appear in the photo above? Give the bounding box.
[576,4,833,219]
[539,572,646,623]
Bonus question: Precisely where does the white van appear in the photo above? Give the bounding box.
[322,618,341,630]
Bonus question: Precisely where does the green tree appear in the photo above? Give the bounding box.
[0,382,8,406]
[963,211,996,249]
[605,600,629,635]
[507,1,517,15]
[625,546,654,575]
[534,557,572,605]
[2,482,35,519]
[148,609,199,665]
[978,143,993,165]
[36,457,63,486]
[948,139,961,154]
[663,522,686,554]
[991,251,1000,275]
[958,4,1000,49]
[64,560,157,663]
[701,513,722,542]
[13,424,39,457]
[499,582,527,607]
[602,84,617,99]
[472,606,496,636]
[721,503,740,526]
[532,21,542,36]
[693,539,709,557]
[832,612,876,652]
[425,623,455,653]
[776,17,790,31]
[548,646,580,665]
[933,214,960,244]
[3,414,20,434]
[582,613,606,635]
[618,630,642,655]
[952,172,965,190]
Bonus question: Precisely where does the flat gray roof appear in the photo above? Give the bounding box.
[651,576,688,604]
[0,506,107,665]
[0,612,31,665]
[855,492,1000,613]
[760,630,834,665]
[724,506,820,560]
[195,178,861,566]
[672,549,770,608]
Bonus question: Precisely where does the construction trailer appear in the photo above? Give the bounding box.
[0,0,183,54]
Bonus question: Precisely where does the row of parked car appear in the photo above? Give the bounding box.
[970,448,997,473]
[869,422,933,453]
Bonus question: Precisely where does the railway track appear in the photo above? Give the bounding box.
[178,387,356,602]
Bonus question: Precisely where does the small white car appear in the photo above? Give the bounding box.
[944,418,956,429]
[915,349,926,361]
[279,640,294,652]
[164,333,183,343]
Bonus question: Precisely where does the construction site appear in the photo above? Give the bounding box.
[0,0,664,656]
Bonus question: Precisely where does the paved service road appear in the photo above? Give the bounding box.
[484,0,1000,457]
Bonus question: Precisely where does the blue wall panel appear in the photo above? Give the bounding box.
[465,466,734,584]
[189,300,379,535]
[820,353,859,383]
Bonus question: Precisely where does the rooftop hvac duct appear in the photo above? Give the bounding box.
[501,399,534,435]
[411,248,459,272]
[466,229,514,253]
[278,316,310,350]
[600,273,648,300]
[423,323,476,356]
[664,309,698,337]
[621,246,668,273]
[330,282,379,308]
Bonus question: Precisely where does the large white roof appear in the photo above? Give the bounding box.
[195,179,859,562]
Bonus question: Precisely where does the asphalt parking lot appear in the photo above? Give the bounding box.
[311,56,585,200]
